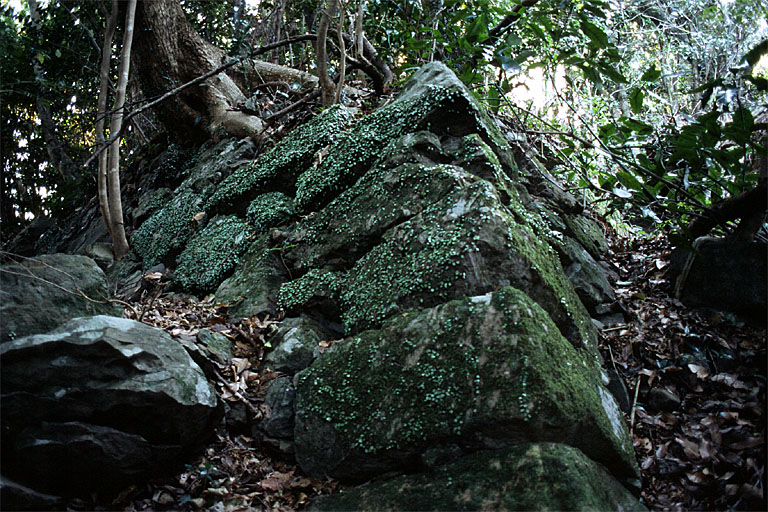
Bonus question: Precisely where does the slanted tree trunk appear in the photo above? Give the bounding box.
[133,0,264,142]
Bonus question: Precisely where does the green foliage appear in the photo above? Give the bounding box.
[206,105,354,213]
[131,191,204,268]
[246,192,295,233]
[0,1,102,240]
[175,215,254,292]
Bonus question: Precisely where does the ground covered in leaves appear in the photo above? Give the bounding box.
[69,231,764,511]
[602,233,766,511]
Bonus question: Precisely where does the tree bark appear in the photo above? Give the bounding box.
[316,0,340,106]
[133,0,263,142]
[105,0,137,260]
[96,0,119,239]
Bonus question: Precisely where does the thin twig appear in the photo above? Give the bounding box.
[629,377,642,437]
[212,367,262,417]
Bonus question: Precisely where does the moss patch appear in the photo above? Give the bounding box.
[246,192,294,234]
[310,443,644,512]
[278,268,344,312]
[206,105,353,213]
[295,72,515,212]
[175,215,254,292]
[294,287,637,481]
[131,191,204,268]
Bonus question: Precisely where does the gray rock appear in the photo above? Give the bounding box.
[264,316,332,373]
[563,236,615,314]
[0,254,120,343]
[215,235,288,320]
[260,376,296,439]
[0,476,64,511]
[0,315,220,495]
[293,288,638,483]
[310,443,645,512]
[176,328,234,378]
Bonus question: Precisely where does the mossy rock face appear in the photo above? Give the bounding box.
[310,443,644,512]
[294,62,516,213]
[294,287,638,482]
[214,235,287,319]
[131,191,204,268]
[175,215,254,292]
[564,214,608,260]
[282,155,596,352]
[246,192,295,234]
[206,105,354,214]
[175,138,256,198]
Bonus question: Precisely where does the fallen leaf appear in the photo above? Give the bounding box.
[729,437,763,450]
[687,363,709,379]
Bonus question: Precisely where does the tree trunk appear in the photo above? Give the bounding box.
[133,0,263,142]
[105,0,137,261]
[96,0,119,240]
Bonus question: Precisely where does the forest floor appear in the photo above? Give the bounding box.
[74,232,765,511]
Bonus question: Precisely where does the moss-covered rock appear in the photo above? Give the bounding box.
[294,287,638,482]
[175,215,254,292]
[246,192,295,234]
[214,236,287,319]
[206,105,354,214]
[564,214,608,260]
[131,191,204,268]
[285,158,596,352]
[294,62,516,212]
[310,443,644,511]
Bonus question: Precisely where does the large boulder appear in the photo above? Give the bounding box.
[294,288,637,483]
[0,315,220,496]
[310,443,644,512]
[0,254,120,343]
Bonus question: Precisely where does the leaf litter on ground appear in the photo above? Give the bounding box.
[600,231,766,511]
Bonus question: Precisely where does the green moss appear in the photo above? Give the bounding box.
[131,191,204,268]
[287,161,459,271]
[295,84,513,212]
[564,214,608,259]
[501,210,598,354]
[295,286,637,479]
[277,268,344,312]
[175,215,254,292]
[310,443,644,512]
[246,192,294,233]
[206,105,353,213]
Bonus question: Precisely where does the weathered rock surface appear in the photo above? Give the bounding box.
[0,315,220,495]
[0,254,120,343]
[670,238,767,325]
[264,315,331,373]
[294,287,637,482]
[310,443,645,512]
